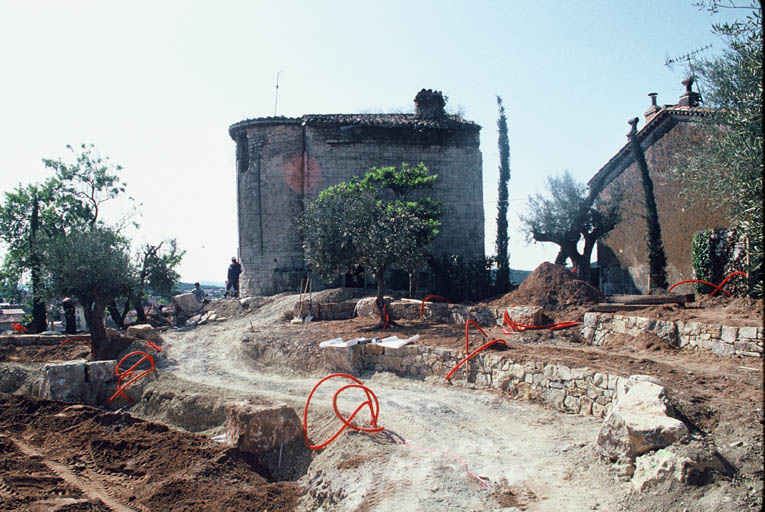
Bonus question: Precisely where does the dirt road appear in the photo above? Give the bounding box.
[159,297,631,511]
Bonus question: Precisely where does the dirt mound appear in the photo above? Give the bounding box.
[0,393,300,511]
[491,262,604,311]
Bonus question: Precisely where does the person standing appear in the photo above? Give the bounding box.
[62,297,77,334]
[226,257,242,298]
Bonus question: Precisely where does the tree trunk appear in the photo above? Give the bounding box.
[375,271,386,325]
[88,299,109,360]
[107,299,126,330]
[29,193,47,333]
[133,294,147,323]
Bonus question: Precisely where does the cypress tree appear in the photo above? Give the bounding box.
[495,96,511,293]
[627,117,668,290]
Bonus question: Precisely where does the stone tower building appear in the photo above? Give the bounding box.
[229,89,484,296]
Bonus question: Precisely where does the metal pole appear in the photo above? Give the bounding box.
[274,70,284,116]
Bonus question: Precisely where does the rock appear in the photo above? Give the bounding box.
[323,344,364,376]
[632,441,734,491]
[126,324,164,344]
[502,306,545,327]
[354,297,391,317]
[616,374,662,401]
[172,293,204,314]
[225,401,303,455]
[596,380,689,460]
[41,360,87,402]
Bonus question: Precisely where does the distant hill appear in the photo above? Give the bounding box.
[510,268,532,286]
[178,281,225,291]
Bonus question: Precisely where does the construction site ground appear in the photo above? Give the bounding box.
[0,279,762,511]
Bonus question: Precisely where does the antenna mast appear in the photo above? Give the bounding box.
[274,70,284,116]
[665,44,712,78]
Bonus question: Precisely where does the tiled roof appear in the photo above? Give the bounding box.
[229,112,478,137]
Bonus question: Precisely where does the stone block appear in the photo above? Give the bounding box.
[502,306,545,328]
[738,326,759,340]
[172,293,203,314]
[382,356,402,372]
[41,360,87,402]
[126,324,164,344]
[720,326,738,344]
[709,340,735,356]
[225,401,302,455]
[364,343,384,355]
[323,345,364,376]
[85,360,117,384]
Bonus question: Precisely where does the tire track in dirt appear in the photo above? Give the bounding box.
[1,433,138,512]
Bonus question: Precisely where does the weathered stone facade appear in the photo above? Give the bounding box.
[229,89,484,296]
[589,88,729,294]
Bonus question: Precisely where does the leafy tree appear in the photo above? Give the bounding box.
[495,96,512,293]
[677,1,762,296]
[107,240,184,328]
[302,163,441,323]
[520,171,621,283]
[42,143,130,228]
[46,227,133,359]
[627,117,668,290]
[0,181,61,331]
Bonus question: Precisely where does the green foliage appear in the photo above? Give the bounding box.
[691,230,715,293]
[429,254,494,303]
[302,163,442,315]
[495,96,512,293]
[42,143,131,227]
[46,227,133,304]
[520,171,620,282]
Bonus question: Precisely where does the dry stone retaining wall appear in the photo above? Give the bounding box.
[327,343,622,418]
[582,312,763,357]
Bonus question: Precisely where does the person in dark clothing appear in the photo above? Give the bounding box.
[62,297,77,334]
[226,257,242,298]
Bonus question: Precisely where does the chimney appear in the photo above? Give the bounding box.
[644,93,661,122]
[414,89,446,120]
[678,77,701,107]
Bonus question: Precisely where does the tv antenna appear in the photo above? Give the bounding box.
[274,70,284,116]
[665,44,712,77]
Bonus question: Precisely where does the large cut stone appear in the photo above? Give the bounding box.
[354,297,380,317]
[501,306,545,327]
[597,380,688,459]
[172,293,204,314]
[41,360,87,402]
[225,401,303,455]
[126,324,164,344]
[323,344,364,376]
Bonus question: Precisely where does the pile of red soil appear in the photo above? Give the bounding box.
[491,262,604,311]
[0,393,300,511]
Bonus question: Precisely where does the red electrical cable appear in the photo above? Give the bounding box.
[105,351,156,407]
[668,270,746,297]
[382,303,391,329]
[419,295,449,316]
[464,319,489,354]
[143,339,162,352]
[445,338,507,382]
[502,310,582,333]
[303,373,384,451]
[60,336,91,348]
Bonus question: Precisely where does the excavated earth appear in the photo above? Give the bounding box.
[0,265,762,511]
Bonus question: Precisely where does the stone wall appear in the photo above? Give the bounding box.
[232,100,484,297]
[594,118,730,294]
[582,312,763,357]
[325,343,622,418]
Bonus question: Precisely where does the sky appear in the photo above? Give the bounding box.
[0,1,745,284]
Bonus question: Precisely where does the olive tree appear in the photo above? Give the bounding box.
[520,171,620,283]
